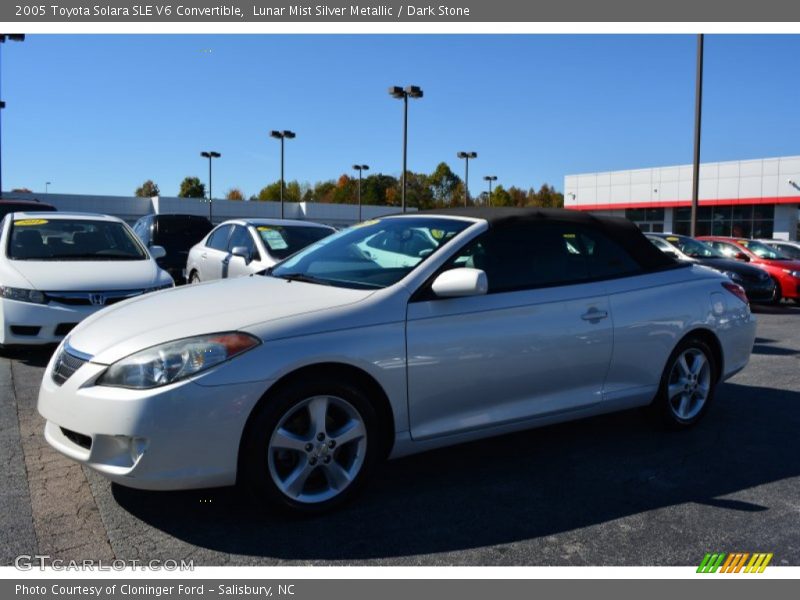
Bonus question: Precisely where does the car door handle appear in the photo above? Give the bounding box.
[201,252,207,260]
[581,308,609,321]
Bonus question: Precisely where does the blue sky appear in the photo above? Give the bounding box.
[2,34,800,198]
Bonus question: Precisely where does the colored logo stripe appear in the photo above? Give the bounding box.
[698,552,773,573]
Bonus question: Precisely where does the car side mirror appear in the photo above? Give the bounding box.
[735,252,750,262]
[231,246,252,263]
[431,268,488,298]
[149,245,167,260]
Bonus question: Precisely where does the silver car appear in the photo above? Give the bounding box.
[185,218,335,283]
[38,208,756,514]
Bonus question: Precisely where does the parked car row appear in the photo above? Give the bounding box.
[1,209,339,349]
[646,232,800,305]
[35,208,757,513]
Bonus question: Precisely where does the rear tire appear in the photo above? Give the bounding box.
[650,336,717,429]
[240,377,380,514]
[189,271,201,284]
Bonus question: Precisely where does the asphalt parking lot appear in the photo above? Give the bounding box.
[1,304,799,567]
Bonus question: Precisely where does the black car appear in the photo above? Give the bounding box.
[132,214,213,284]
[0,199,56,221]
[647,233,775,303]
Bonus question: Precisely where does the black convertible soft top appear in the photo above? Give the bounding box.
[414,206,678,271]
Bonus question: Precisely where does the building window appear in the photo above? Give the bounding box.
[625,208,665,233]
[672,204,774,238]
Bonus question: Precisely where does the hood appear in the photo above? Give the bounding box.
[67,275,374,364]
[696,257,771,278]
[8,259,162,291]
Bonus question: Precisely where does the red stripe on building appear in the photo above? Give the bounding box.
[566,196,800,211]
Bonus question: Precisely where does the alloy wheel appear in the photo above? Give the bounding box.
[667,348,712,421]
[267,395,367,504]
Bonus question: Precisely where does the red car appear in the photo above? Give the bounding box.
[698,236,800,303]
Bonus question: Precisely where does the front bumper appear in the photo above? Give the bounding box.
[37,354,270,490]
[0,298,99,345]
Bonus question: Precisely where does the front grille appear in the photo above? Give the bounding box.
[60,427,92,450]
[51,346,89,386]
[54,323,77,336]
[45,289,146,307]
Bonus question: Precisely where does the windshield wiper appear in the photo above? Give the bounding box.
[274,272,334,286]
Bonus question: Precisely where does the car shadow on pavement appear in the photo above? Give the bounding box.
[112,381,800,561]
[0,344,57,368]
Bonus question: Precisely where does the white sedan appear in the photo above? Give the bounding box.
[0,212,173,348]
[185,218,335,283]
[37,209,755,513]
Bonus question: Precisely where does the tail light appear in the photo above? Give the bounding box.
[722,281,749,305]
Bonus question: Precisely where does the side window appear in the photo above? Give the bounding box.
[447,224,592,293]
[206,225,233,251]
[576,228,641,279]
[711,241,739,257]
[227,225,256,255]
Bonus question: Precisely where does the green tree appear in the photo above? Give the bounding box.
[491,185,513,207]
[135,180,160,198]
[257,180,302,202]
[428,162,461,205]
[178,176,205,199]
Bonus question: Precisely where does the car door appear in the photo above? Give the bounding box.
[199,224,233,281]
[405,222,614,441]
[225,225,261,278]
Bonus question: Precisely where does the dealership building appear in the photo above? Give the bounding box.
[564,155,800,240]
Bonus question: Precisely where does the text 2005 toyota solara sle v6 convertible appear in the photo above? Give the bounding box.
[38,208,756,512]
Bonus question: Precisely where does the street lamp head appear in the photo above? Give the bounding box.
[270,130,283,139]
[458,151,477,159]
[210,151,221,158]
[283,130,296,139]
[484,175,497,182]
[353,164,370,171]
[405,85,423,98]
[388,86,405,98]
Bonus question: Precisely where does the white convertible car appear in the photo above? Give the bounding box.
[0,212,173,348]
[37,208,756,513]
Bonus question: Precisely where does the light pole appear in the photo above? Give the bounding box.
[0,34,25,199]
[270,130,296,219]
[389,85,423,213]
[457,151,477,207]
[45,181,51,194]
[483,175,497,206]
[352,164,369,222]
[200,151,221,222]
[690,33,704,237]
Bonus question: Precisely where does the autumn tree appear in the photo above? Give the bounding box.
[135,180,160,198]
[225,188,245,201]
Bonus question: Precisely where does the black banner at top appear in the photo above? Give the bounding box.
[4,0,800,22]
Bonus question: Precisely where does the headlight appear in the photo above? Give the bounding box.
[722,271,743,282]
[97,332,260,389]
[781,269,800,279]
[0,286,46,304]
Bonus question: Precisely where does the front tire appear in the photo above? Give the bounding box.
[650,337,717,429]
[240,377,380,514]
[770,278,783,305]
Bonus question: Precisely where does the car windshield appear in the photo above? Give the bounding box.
[664,236,724,258]
[255,224,335,260]
[7,218,147,261]
[740,239,790,260]
[270,217,472,289]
